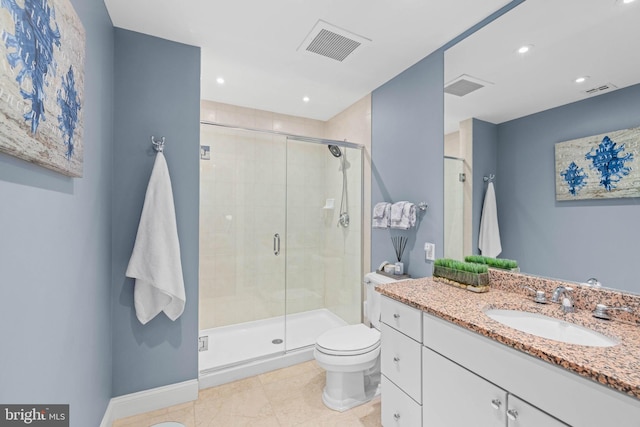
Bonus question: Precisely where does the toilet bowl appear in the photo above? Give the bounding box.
[314,272,398,411]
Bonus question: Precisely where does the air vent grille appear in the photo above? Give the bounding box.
[445,79,484,97]
[444,74,492,97]
[584,83,618,95]
[306,29,361,62]
[298,20,370,62]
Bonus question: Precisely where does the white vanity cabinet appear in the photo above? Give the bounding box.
[380,296,423,426]
[422,347,567,426]
[422,312,640,427]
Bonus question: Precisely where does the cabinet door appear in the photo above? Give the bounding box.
[381,375,422,427]
[507,395,569,427]
[423,348,506,427]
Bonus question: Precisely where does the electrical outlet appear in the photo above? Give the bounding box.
[424,242,435,261]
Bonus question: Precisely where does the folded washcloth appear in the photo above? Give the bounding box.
[126,152,186,325]
[391,202,416,229]
[372,202,391,229]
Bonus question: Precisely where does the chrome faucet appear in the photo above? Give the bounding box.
[551,286,574,313]
[521,286,547,304]
[593,304,633,320]
[585,277,602,288]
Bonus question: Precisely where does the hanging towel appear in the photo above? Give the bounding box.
[479,182,502,257]
[126,152,186,325]
[373,202,391,229]
[390,201,407,223]
[391,202,416,229]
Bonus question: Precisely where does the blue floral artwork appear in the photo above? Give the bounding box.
[57,66,81,160]
[555,127,639,201]
[585,136,633,191]
[560,161,588,196]
[0,0,85,177]
[1,0,61,134]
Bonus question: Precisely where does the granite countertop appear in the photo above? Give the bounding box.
[376,277,640,400]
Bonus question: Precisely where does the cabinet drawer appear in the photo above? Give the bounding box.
[381,296,422,341]
[381,323,422,403]
[382,375,422,427]
[507,395,569,427]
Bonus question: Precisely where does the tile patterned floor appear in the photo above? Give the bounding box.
[113,361,382,427]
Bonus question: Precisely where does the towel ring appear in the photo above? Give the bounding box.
[151,136,165,152]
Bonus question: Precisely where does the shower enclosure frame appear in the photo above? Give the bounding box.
[198,121,365,385]
[444,155,466,260]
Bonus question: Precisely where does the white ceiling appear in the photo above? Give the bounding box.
[103,0,511,121]
[445,0,640,134]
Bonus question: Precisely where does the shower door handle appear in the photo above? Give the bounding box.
[273,233,280,256]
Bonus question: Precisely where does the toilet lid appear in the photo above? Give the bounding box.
[316,324,380,355]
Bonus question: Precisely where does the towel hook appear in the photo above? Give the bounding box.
[417,202,428,212]
[151,136,165,152]
[483,174,495,183]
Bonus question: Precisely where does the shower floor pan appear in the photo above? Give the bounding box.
[198,308,347,388]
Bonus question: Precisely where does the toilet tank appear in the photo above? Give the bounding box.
[364,272,399,329]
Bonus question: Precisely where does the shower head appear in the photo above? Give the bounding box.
[328,145,342,158]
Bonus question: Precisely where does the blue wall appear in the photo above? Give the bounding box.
[111,29,200,396]
[371,51,445,278]
[472,119,499,254]
[496,83,640,291]
[0,0,114,424]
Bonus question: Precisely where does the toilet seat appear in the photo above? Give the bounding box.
[315,324,380,356]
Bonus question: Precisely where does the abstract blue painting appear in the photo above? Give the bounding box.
[0,0,85,177]
[555,127,639,200]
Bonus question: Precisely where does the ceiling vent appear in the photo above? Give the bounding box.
[583,83,618,96]
[445,74,493,97]
[297,20,371,62]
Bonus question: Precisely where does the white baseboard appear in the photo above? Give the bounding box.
[99,400,114,427]
[100,379,198,426]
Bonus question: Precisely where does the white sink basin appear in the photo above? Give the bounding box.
[485,309,619,347]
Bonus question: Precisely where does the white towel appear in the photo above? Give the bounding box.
[373,202,387,219]
[390,201,407,222]
[126,152,186,325]
[373,202,391,229]
[479,182,502,257]
[391,202,416,229]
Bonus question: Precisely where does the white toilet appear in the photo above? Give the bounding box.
[314,272,398,411]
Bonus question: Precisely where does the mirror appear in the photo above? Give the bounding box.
[444,0,640,293]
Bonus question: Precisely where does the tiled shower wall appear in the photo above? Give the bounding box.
[200,98,370,329]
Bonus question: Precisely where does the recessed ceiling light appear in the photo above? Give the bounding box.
[575,76,589,84]
[216,77,225,85]
[623,0,635,4]
[302,96,310,103]
[517,45,533,54]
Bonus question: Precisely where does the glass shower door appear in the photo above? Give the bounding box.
[284,138,363,352]
[199,125,287,370]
